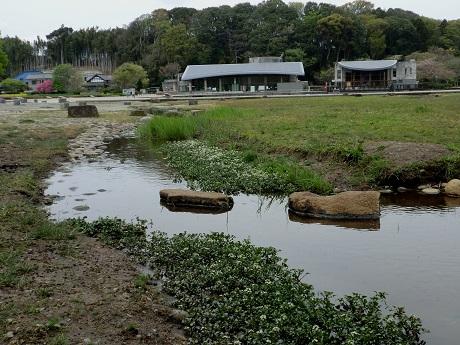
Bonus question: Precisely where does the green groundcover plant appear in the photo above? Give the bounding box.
[70,218,426,345]
[161,140,331,195]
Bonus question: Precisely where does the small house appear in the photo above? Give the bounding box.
[15,70,53,91]
[84,73,112,90]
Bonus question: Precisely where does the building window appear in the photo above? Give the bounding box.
[337,69,342,80]
[410,68,413,75]
[393,69,397,78]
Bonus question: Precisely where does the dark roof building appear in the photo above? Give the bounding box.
[334,59,417,91]
[181,57,305,93]
[84,74,112,89]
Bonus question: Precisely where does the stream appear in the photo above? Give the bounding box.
[45,138,460,345]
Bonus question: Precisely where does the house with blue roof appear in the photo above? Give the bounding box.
[15,70,53,91]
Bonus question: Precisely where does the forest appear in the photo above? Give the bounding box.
[0,0,459,85]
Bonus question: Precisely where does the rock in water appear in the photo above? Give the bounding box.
[160,189,233,211]
[288,191,380,220]
[420,188,440,195]
[68,105,99,118]
[445,179,460,197]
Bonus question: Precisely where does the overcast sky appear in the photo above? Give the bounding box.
[1,0,459,42]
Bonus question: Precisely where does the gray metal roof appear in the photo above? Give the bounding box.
[26,73,53,80]
[181,62,305,81]
[338,60,398,71]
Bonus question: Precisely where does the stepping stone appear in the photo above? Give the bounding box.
[160,189,233,211]
[289,191,380,220]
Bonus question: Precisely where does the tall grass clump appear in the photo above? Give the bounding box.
[139,115,207,142]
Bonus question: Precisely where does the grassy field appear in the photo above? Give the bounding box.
[143,93,460,191]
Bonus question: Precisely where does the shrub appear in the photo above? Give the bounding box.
[0,78,28,93]
[53,64,82,93]
[36,79,53,93]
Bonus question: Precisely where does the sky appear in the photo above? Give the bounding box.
[1,0,459,42]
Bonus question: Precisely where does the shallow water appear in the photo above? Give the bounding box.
[45,138,460,345]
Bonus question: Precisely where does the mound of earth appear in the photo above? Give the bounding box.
[365,141,450,167]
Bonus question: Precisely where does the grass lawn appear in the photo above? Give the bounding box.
[143,93,460,191]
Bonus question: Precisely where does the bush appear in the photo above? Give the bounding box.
[36,79,53,93]
[0,78,28,93]
[53,64,82,93]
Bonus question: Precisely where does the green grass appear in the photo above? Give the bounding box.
[0,250,33,287]
[31,223,76,241]
[140,94,460,190]
[139,115,207,142]
[134,273,151,290]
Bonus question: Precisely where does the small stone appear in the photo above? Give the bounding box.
[379,189,393,194]
[83,338,92,344]
[397,187,409,193]
[417,184,431,190]
[5,331,14,338]
[73,205,90,212]
[420,188,440,195]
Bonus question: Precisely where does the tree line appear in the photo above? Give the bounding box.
[1,0,460,85]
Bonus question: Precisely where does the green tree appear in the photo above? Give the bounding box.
[0,34,9,79]
[52,64,82,93]
[0,78,27,92]
[113,62,149,89]
[363,16,389,59]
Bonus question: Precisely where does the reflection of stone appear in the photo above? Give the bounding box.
[160,200,230,215]
[444,196,460,207]
[288,191,380,220]
[288,210,380,230]
[445,179,460,197]
[160,189,233,211]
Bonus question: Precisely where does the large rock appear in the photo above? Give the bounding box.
[445,179,460,197]
[130,109,146,116]
[160,189,233,211]
[68,105,99,118]
[289,191,380,220]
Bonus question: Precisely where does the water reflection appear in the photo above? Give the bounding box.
[44,138,460,345]
[288,210,381,230]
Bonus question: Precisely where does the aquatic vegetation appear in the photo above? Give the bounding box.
[161,140,330,195]
[139,115,207,142]
[72,217,426,345]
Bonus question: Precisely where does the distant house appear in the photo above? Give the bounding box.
[181,57,306,93]
[14,70,53,91]
[334,59,417,91]
[84,73,112,89]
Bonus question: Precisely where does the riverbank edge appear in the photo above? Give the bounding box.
[0,115,186,344]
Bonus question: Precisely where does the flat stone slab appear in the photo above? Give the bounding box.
[68,105,99,118]
[289,191,380,220]
[160,189,233,211]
